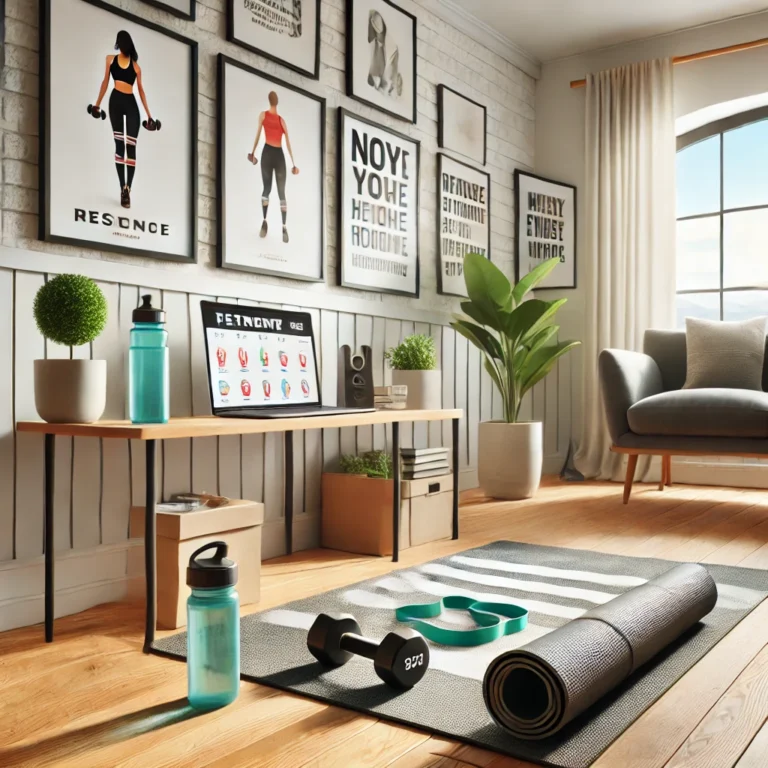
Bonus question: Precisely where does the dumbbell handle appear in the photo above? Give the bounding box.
[340,632,378,661]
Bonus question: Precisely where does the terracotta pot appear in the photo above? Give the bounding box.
[478,421,543,500]
[391,370,442,410]
[34,359,107,423]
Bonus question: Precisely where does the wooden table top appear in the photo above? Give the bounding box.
[16,409,463,440]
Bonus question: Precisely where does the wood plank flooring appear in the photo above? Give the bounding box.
[1,479,768,767]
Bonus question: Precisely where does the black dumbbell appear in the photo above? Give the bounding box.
[87,104,106,120]
[143,117,162,131]
[307,613,429,689]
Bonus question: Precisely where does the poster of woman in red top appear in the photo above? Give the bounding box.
[218,55,326,282]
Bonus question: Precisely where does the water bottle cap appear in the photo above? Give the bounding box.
[187,541,238,588]
[133,294,166,324]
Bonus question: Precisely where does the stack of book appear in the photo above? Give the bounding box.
[401,447,450,479]
[374,385,408,410]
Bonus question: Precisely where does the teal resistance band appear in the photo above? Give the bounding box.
[395,595,529,647]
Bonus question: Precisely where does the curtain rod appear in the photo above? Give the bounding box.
[569,35,768,89]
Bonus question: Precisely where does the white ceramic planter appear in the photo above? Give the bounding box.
[34,359,107,424]
[478,421,543,500]
[392,370,442,410]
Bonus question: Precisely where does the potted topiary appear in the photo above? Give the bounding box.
[451,254,579,500]
[33,274,108,423]
[385,334,441,410]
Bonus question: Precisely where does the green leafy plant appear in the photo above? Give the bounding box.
[33,274,108,348]
[451,254,579,423]
[340,450,393,479]
[385,334,437,371]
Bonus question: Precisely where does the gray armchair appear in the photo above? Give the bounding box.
[600,330,768,503]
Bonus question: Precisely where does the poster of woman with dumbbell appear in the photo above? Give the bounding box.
[41,0,198,263]
[88,30,159,210]
[218,55,326,281]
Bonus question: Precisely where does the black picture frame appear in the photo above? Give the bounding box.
[227,0,320,81]
[437,84,487,167]
[345,0,418,125]
[437,153,491,297]
[39,0,199,264]
[514,169,578,290]
[337,108,420,297]
[139,0,195,21]
[217,54,326,282]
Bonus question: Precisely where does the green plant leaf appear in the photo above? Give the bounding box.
[384,334,437,370]
[34,274,107,347]
[464,253,511,319]
[452,319,502,359]
[511,258,562,305]
[459,300,499,331]
[523,325,560,359]
[521,298,568,344]
[483,356,504,396]
[501,299,551,344]
[519,340,581,395]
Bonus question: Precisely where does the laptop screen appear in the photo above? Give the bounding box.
[201,301,320,411]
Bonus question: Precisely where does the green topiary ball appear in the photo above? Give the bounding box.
[34,274,107,347]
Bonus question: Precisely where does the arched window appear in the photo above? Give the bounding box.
[676,106,768,327]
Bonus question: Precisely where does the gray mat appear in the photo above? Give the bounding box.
[152,542,768,768]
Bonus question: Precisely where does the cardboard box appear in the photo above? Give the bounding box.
[130,499,264,629]
[321,473,453,556]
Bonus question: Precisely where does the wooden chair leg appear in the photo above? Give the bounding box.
[623,454,638,505]
[664,455,672,487]
[658,456,666,492]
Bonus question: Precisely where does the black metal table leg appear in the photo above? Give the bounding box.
[44,433,55,642]
[143,439,156,653]
[452,418,460,540]
[285,431,294,556]
[392,422,400,562]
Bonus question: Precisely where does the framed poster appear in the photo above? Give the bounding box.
[338,109,420,297]
[218,55,325,281]
[438,85,486,166]
[438,154,491,297]
[40,0,198,263]
[228,0,319,80]
[346,0,417,124]
[515,170,577,289]
[140,0,195,20]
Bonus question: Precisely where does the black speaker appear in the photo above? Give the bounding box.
[338,345,374,408]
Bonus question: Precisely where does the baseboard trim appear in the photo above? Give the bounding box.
[0,539,142,633]
[672,460,768,490]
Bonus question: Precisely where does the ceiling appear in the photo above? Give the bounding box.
[451,0,768,61]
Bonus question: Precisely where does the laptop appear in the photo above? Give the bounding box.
[201,301,375,419]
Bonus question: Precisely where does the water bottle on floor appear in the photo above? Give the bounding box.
[186,542,240,710]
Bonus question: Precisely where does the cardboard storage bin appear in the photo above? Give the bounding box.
[130,499,264,629]
[321,473,453,556]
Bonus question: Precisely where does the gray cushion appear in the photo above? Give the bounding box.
[628,389,768,438]
[644,329,768,392]
[683,317,767,390]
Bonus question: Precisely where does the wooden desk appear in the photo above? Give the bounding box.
[17,409,463,650]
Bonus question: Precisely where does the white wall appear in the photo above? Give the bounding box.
[535,11,768,459]
[0,0,561,630]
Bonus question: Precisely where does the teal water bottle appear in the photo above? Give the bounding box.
[129,295,169,424]
[186,542,240,710]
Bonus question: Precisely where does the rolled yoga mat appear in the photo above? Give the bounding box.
[483,563,718,740]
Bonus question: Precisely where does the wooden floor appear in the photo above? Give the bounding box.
[3,478,768,767]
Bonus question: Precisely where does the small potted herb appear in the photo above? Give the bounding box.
[385,334,441,410]
[33,274,108,423]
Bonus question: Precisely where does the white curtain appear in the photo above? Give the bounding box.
[574,59,676,480]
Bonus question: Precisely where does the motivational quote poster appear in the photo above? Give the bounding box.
[515,170,576,290]
[339,109,420,296]
[438,154,491,296]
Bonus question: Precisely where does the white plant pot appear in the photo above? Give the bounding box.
[34,359,107,424]
[392,370,442,410]
[478,421,543,500]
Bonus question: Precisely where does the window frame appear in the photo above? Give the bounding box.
[677,105,768,321]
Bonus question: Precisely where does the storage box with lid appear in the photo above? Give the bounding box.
[130,498,263,629]
[321,473,453,556]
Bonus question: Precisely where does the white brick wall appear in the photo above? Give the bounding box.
[0,0,534,313]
